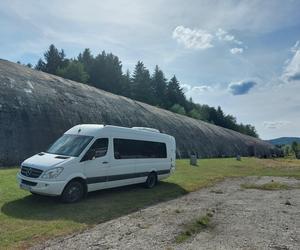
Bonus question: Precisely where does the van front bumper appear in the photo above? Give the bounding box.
[17,173,66,196]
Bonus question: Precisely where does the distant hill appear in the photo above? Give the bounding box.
[266,137,300,145]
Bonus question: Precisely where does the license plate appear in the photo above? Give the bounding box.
[20,183,31,191]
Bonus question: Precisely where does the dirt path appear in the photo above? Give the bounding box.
[33,177,300,250]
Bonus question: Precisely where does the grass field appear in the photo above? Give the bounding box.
[0,157,300,249]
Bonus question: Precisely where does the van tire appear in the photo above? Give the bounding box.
[145,172,157,188]
[61,180,85,203]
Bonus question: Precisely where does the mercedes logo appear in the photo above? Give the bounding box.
[26,168,32,176]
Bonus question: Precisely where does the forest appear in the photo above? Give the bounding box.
[25,44,258,138]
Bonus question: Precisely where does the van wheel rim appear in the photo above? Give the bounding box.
[148,175,156,187]
[68,184,82,202]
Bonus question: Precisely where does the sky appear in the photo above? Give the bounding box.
[1,0,300,139]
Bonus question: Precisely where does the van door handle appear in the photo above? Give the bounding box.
[102,161,109,164]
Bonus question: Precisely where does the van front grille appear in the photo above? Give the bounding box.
[21,166,43,178]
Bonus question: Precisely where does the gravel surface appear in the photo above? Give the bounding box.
[33,177,300,250]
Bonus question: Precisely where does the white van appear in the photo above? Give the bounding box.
[17,124,176,202]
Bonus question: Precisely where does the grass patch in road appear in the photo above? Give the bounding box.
[0,157,300,249]
[241,181,290,190]
[175,214,212,243]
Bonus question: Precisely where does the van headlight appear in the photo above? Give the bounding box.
[41,167,64,179]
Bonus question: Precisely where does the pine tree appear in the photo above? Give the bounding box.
[43,44,65,74]
[166,75,186,109]
[31,44,259,138]
[35,59,46,71]
[89,51,123,94]
[151,65,167,108]
[78,48,94,75]
[131,61,155,104]
[121,70,132,98]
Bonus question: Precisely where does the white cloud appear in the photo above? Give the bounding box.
[282,41,300,82]
[216,28,233,41]
[263,121,291,129]
[181,83,213,95]
[215,28,242,44]
[193,85,212,92]
[181,84,217,98]
[172,26,213,49]
[291,40,300,53]
[230,47,244,54]
[180,83,191,93]
[234,40,243,45]
[173,26,245,53]
[215,28,227,39]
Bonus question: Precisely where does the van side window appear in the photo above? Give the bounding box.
[81,138,108,162]
[113,139,167,159]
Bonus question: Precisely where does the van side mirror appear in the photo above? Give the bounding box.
[82,149,96,161]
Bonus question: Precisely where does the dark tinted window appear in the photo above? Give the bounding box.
[81,138,108,161]
[47,134,93,157]
[113,139,167,159]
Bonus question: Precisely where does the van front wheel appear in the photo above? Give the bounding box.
[61,180,84,203]
[145,172,157,188]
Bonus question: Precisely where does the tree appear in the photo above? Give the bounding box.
[291,141,299,156]
[170,104,186,115]
[131,61,155,104]
[151,65,167,108]
[57,61,89,83]
[31,44,260,138]
[43,44,66,74]
[284,146,290,157]
[78,48,94,75]
[35,59,46,71]
[121,70,132,98]
[89,51,123,94]
[166,75,186,109]
[188,108,202,119]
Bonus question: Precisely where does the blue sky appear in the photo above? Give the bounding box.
[1,0,300,139]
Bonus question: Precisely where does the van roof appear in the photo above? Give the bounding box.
[65,124,173,140]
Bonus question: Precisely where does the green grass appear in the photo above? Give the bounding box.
[0,157,300,249]
[175,214,212,243]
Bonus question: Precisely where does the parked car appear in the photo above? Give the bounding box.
[17,124,176,202]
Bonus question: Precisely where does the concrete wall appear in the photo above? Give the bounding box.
[0,60,277,166]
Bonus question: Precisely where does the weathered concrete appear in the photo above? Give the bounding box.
[0,59,277,166]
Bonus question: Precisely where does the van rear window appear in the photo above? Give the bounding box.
[113,139,167,159]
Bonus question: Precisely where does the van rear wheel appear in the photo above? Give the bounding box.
[145,172,157,188]
[61,180,84,203]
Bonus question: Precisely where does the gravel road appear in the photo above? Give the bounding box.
[33,177,300,250]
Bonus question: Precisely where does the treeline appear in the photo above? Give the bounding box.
[279,141,300,158]
[30,44,258,137]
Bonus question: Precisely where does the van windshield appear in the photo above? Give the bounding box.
[46,134,93,157]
